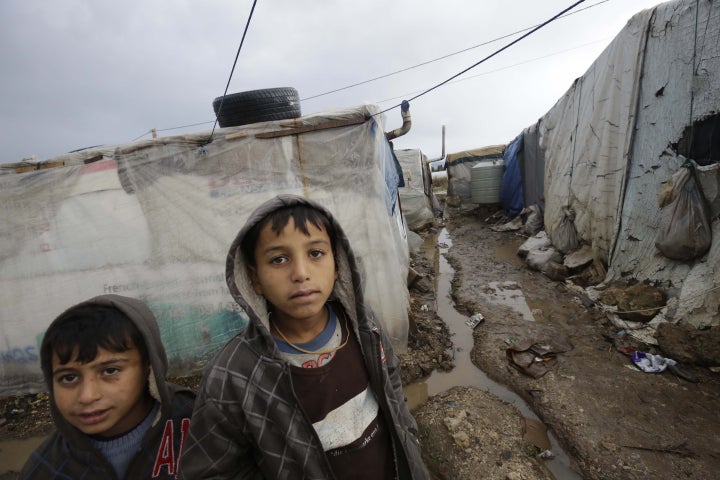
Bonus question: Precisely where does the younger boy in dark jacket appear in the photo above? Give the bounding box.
[180,194,428,479]
[21,294,195,480]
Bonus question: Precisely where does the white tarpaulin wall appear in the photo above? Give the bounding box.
[536,0,720,328]
[0,104,410,396]
[396,148,435,230]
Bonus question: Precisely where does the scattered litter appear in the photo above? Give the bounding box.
[504,337,519,345]
[617,345,636,357]
[538,450,555,459]
[668,363,699,383]
[522,417,551,452]
[506,337,573,378]
[465,313,484,329]
[420,304,429,312]
[631,351,677,373]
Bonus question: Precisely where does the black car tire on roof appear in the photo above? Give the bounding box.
[212,87,301,127]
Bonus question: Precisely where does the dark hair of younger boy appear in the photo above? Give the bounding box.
[40,304,149,378]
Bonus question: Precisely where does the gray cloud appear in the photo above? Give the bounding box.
[0,0,663,163]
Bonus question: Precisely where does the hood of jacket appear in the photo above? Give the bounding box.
[226,194,368,348]
[42,294,174,446]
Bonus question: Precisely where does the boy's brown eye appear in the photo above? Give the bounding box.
[309,250,325,259]
[56,374,78,384]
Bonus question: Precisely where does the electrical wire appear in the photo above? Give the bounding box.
[374,38,609,105]
[136,0,604,141]
[208,0,259,142]
[301,0,608,103]
[376,0,588,116]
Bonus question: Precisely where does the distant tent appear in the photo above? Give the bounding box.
[395,148,437,230]
[445,145,504,210]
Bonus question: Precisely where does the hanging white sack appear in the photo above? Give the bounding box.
[655,163,711,261]
[551,206,579,254]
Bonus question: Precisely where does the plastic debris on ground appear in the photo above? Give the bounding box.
[631,351,677,373]
[506,337,573,378]
[465,313,484,329]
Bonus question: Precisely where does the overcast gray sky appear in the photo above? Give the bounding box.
[0,0,665,164]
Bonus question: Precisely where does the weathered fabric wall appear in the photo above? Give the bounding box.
[396,148,435,230]
[529,0,720,328]
[539,6,651,262]
[0,105,410,396]
[608,0,720,327]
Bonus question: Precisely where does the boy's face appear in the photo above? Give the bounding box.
[51,344,152,437]
[250,217,337,327]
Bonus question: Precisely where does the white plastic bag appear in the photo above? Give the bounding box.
[655,164,711,261]
[551,206,579,254]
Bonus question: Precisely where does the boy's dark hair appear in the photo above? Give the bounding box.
[41,305,149,377]
[241,204,337,267]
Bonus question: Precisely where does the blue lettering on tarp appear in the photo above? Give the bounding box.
[1,337,39,364]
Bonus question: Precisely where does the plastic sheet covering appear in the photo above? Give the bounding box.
[0,104,410,396]
[540,9,649,262]
[499,134,524,216]
[519,124,544,210]
[530,0,720,328]
[396,149,435,230]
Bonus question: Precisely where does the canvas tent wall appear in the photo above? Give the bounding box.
[0,104,411,396]
[396,148,436,230]
[521,0,720,328]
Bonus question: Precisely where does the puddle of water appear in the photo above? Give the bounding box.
[481,280,536,322]
[406,228,581,480]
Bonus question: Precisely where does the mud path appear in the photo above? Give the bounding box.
[426,205,720,480]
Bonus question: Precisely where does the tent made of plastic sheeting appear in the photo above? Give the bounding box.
[519,0,720,329]
[445,145,505,209]
[0,104,411,396]
[396,148,437,230]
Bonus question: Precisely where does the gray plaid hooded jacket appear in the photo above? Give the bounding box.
[179,194,428,479]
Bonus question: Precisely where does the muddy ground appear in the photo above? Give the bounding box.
[2,203,720,480]
[412,204,720,480]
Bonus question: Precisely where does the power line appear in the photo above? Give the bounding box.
[377,0,589,116]
[135,0,602,141]
[375,38,609,105]
[208,0,259,141]
[301,0,608,103]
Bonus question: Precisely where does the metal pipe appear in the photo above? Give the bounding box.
[385,100,412,140]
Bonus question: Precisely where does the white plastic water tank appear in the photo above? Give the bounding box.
[470,159,504,204]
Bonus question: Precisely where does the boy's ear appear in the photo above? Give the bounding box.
[248,265,263,295]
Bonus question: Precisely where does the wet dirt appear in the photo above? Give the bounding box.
[425,204,720,480]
